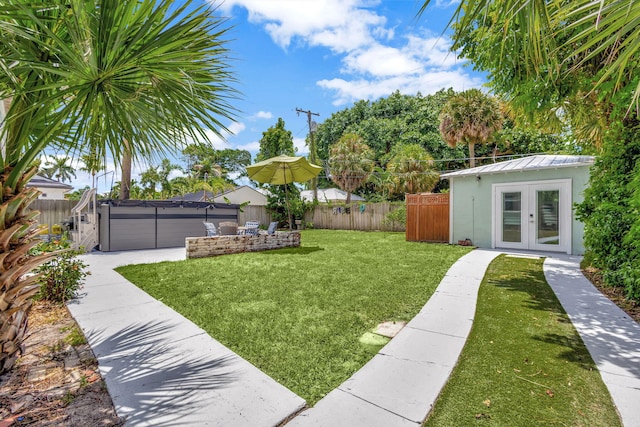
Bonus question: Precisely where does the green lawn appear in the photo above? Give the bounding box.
[115,230,470,404]
[424,255,621,427]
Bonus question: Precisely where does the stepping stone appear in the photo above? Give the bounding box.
[374,321,406,338]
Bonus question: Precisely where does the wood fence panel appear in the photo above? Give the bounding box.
[238,205,272,227]
[304,203,404,232]
[406,193,449,242]
[30,200,75,233]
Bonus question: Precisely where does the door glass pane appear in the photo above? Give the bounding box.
[537,190,559,245]
[502,192,521,242]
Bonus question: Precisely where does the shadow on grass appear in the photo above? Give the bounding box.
[531,332,597,370]
[487,272,567,318]
[487,266,596,370]
[265,246,324,255]
[85,320,235,426]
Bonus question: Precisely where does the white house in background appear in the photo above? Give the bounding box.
[171,185,268,206]
[300,188,365,203]
[27,175,74,200]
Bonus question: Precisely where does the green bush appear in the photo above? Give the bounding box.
[32,236,89,304]
[575,118,640,300]
[382,205,406,230]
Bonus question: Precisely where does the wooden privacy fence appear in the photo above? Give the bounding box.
[406,193,449,242]
[30,199,75,234]
[304,202,405,232]
[238,205,273,226]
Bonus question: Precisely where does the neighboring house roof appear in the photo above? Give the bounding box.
[170,185,268,205]
[440,155,595,179]
[170,190,214,202]
[27,175,74,190]
[300,188,366,203]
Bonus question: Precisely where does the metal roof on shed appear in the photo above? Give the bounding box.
[440,155,595,178]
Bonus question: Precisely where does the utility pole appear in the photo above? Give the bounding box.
[296,107,320,201]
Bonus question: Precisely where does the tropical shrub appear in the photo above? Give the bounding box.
[32,237,89,304]
[382,205,407,230]
[575,119,640,299]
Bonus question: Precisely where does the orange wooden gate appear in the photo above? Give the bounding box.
[406,193,449,242]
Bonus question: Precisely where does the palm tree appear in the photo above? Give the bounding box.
[0,0,236,373]
[386,144,439,196]
[418,0,640,132]
[40,156,77,183]
[79,150,105,189]
[328,133,375,204]
[438,89,503,168]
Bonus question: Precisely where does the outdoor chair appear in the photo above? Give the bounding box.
[266,221,278,235]
[203,221,217,237]
[243,220,260,236]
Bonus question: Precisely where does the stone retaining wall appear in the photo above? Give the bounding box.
[185,232,301,259]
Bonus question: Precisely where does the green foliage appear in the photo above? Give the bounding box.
[40,157,77,183]
[315,90,564,192]
[65,186,91,201]
[64,327,87,346]
[139,159,182,199]
[382,205,407,230]
[328,133,375,202]
[0,0,237,189]
[420,0,640,146]
[265,186,310,227]
[182,144,251,181]
[32,237,89,304]
[256,118,296,162]
[439,89,503,168]
[386,144,439,196]
[316,90,463,169]
[575,119,640,300]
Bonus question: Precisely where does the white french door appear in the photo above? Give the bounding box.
[493,180,571,253]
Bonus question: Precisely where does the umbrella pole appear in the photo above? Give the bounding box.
[284,169,292,231]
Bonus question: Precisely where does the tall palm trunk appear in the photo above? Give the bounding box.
[468,140,476,168]
[120,141,132,200]
[0,166,60,373]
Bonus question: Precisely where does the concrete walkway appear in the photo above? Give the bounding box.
[69,248,640,426]
[288,249,500,426]
[544,256,640,427]
[69,248,305,426]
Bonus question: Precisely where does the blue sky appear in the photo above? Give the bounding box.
[64,0,486,193]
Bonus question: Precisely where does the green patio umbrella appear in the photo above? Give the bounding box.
[247,155,322,230]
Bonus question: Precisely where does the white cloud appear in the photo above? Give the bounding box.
[251,111,273,120]
[188,121,246,149]
[404,35,461,69]
[235,140,261,153]
[218,0,386,52]
[293,137,308,155]
[343,44,423,77]
[435,0,460,8]
[318,70,484,106]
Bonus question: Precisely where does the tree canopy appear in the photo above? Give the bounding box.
[419,0,640,146]
[256,118,296,162]
[439,89,503,168]
[328,133,375,204]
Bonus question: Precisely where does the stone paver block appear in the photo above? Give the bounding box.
[288,388,418,427]
[375,321,406,338]
[380,328,466,367]
[339,354,453,424]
